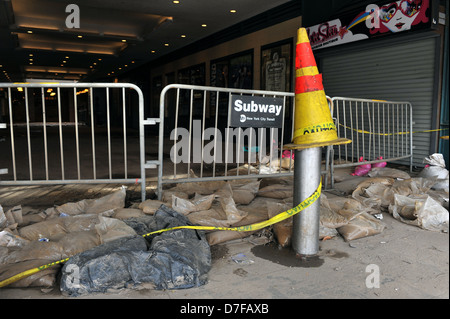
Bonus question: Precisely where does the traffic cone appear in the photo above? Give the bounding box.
[285,28,351,150]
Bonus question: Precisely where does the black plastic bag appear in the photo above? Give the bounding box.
[60,205,211,296]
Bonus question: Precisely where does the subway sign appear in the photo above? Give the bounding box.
[230,95,284,128]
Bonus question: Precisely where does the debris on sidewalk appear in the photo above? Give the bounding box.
[0,153,448,293]
[60,206,211,296]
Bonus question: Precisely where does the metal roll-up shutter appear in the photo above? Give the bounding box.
[319,37,437,167]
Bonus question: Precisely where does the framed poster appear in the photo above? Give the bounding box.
[177,63,205,119]
[261,39,292,92]
[210,50,254,119]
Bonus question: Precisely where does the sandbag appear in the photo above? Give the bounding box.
[60,206,211,296]
[258,184,293,199]
[267,202,292,247]
[389,194,449,232]
[139,199,166,214]
[368,167,411,180]
[419,153,449,192]
[337,211,386,241]
[0,259,60,288]
[171,194,216,215]
[112,208,145,220]
[42,187,127,219]
[230,180,260,205]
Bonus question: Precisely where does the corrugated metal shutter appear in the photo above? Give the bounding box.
[319,37,436,166]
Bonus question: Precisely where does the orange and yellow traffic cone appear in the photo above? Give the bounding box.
[285,28,351,150]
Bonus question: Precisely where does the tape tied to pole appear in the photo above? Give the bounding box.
[0,180,322,288]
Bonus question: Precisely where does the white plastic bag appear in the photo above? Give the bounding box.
[389,194,449,232]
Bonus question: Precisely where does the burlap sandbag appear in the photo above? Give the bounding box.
[257,184,293,199]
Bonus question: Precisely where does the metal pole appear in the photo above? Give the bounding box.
[292,147,321,256]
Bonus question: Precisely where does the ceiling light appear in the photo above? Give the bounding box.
[124,64,128,67]
[230,9,237,13]
[122,39,127,42]
[93,62,97,65]
[27,30,33,34]
[29,54,33,57]
[63,61,67,63]
[181,35,186,38]
[201,24,207,27]
[131,61,135,63]
[29,62,33,65]
[50,92,56,96]
[151,50,156,53]
[77,35,83,38]
[118,67,122,70]
[173,1,180,4]
[164,43,169,46]
[65,56,69,59]
[98,58,102,61]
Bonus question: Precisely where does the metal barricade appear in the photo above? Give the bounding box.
[329,97,413,186]
[156,84,334,199]
[0,83,148,200]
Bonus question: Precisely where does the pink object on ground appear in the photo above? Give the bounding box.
[372,156,387,168]
[351,156,372,176]
[282,150,294,160]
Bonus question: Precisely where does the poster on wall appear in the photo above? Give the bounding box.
[177,63,205,119]
[307,0,437,50]
[261,40,292,92]
[210,50,254,118]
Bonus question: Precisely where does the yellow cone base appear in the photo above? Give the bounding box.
[284,137,351,150]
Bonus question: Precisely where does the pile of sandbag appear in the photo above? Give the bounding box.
[60,206,211,296]
[0,187,139,288]
[351,176,448,232]
[1,188,212,294]
[152,173,388,245]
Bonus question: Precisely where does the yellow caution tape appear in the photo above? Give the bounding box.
[143,179,322,237]
[338,123,449,136]
[0,258,70,289]
[0,181,322,288]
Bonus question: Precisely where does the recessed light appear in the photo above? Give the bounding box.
[77,35,83,38]
[29,54,33,57]
[122,39,127,42]
[230,9,237,13]
[124,64,128,67]
[181,35,186,38]
[29,62,33,65]
[98,58,102,61]
[63,61,67,63]
[118,67,122,70]
[164,43,169,46]
[93,62,97,65]
[201,24,207,27]
[173,1,180,4]
[65,56,69,59]
[27,30,33,34]
[131,61,135,63]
